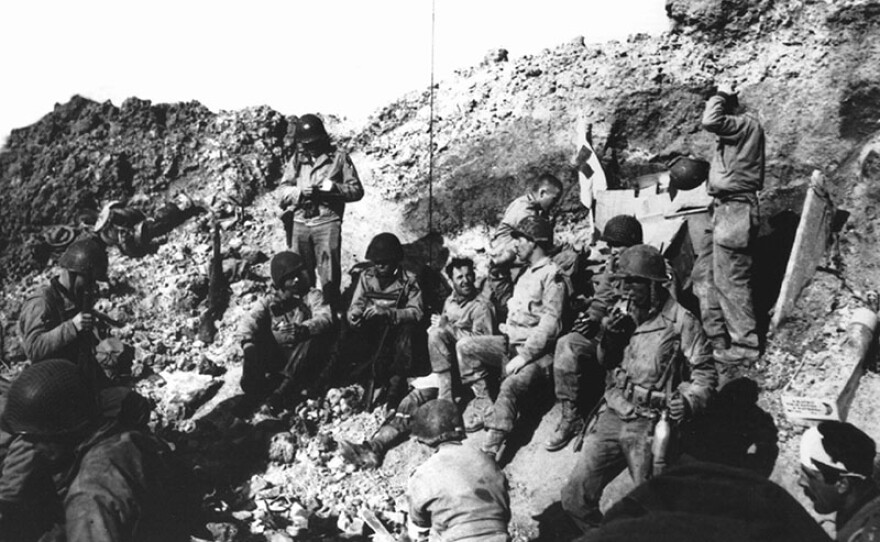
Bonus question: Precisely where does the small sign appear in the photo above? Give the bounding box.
[782,394,841,422]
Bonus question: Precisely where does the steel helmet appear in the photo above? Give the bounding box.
[411,399,465,446]
[511,216,553,245]
[296,114,329,144]
[270,251,306,288]
[58,237,109,281]
[365,233,404,263]
[612,244,668,282]
[0,359,97,437]
[668,156,710,191]
[602,215,643,247]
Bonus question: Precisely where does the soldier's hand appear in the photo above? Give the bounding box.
[668,395,689,421]
[430,314,448,328]
[364,306,392,322]
[572,314,600,338]
[301,186,317,199]
[604,311,635,337]
[505,355,528,376]
[72,312,95,332]
[715,80,736,97]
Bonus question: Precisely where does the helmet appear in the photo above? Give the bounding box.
[270,251,306,288]
[612,244,668,282]
[602,215,643,247]
[512,216,553,245]
[0,359,97,436]
[296,114,329,144]
[365,233,404,263]
[411,399,464,446]
[58,237,109,281]
[668,156,710,191]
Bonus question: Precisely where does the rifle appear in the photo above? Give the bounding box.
[363,274,410,411]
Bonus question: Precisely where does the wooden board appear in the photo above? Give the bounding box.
[771,171,835,330]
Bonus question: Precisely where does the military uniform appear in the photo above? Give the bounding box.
[341,265,425,401]
[279,148,363,307]
[561,295,716,532]
[0,386,171,542]
[18,278,109,390]
[485,194,549,321]
[428,291,495,374]
[837,493,880,542]
[408,442,510,542]
[459,256,566,434]
[237,287,333,397]
[701,94,764,358]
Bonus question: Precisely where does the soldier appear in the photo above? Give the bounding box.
[93,194,202,256]
[546,215,643,451]
[429,256,496,401]
[485,174,563,322]
[407,399,510,542]
[337,257,495,469]
[342,233,424,409]
[0,360,177,542]
[799,421,880,542]
[457,216,567,458]
[701,81,765,372]
[18,237,112,390]
[237,251,333,414]
[560,244,717,533]
[278,114,364,309]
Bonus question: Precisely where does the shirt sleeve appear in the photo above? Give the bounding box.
[588,267,618,322]
[518,272,566,362]
[677,308,717,414]
[236,298,270,346]
[407,469,432,531]
[304,289,333,335]
[18,296,78,362]
[347,274,369,327]
[321,151,364,203]
[468,298,496,337]
[394,277,424,325]
[701,95,746,139]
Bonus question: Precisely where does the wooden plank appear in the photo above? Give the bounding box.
[771,171,835,330]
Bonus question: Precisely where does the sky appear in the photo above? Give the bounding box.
[0,1,669,146]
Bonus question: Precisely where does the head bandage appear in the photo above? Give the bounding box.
[800,426,867,479]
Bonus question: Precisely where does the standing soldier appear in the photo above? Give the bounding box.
[701,81,765,375]
[279,114,364,309]
[237,251,334,414]
[18,237,111,390]
[342,233,424,409]
[407,399,510,542]
[546,215,643,451]
[457,216,567,457]
[561,244,717,533]
[485,174,563,322]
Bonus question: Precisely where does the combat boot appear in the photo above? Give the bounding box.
[545,400,584,452]
[463,379,493,433]
[481,428,506,462]
[436,371,453,402]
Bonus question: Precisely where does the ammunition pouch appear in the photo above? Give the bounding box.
[613,368,667,411]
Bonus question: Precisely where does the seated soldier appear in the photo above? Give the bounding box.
[799,421,880,541]
[237,251,333,414]
[407,400,511,542]
[0,360,179,542]
[337,257,495,469]
[485,174,563,322]
[457,216,567,458]
[341,232,424,409]
[18,237,113,391]
[561,244,717,533]
[429,256,496,401]
[547,215,643,451]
